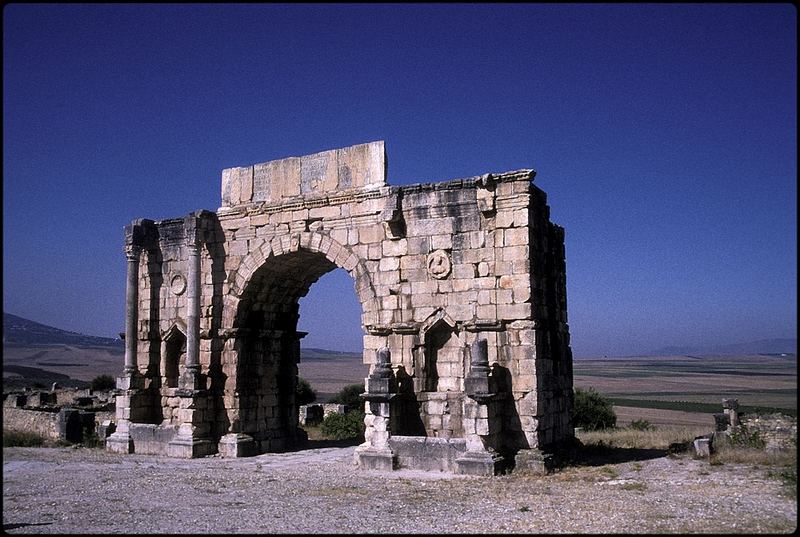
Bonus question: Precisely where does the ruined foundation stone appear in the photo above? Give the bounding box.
[109,141,575,474]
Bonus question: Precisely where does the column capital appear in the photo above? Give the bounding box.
[183,213,206,249]
[124,244,142,260]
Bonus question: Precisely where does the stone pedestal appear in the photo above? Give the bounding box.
[354,444,396,471]
[457,338,506,475]
[166,435,216,458]
[218,433,257,457]
[455,449,504,476]
[514,448,555,475]
[693,436,712,458]
[106,432,134,454]
[356,347,398,470]
[106,420,134,454]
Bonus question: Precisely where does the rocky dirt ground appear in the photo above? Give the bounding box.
[2,445,796,534]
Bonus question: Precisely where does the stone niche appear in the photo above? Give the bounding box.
[109,140,576,476]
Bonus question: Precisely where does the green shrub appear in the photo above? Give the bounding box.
[573,387,617,430]
[90,374,116,391]
[729,424,766,449]
[328,383,365,410]
[320,410,366,440]
[296,377,317,406]
[628,419,654,431]
[3,429,46,447]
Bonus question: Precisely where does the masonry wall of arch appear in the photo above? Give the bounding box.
[111,142,574,473]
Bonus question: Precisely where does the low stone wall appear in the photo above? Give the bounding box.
[741,413,797,451]
[298,403,353,426]
[388,436,467,472]
[3,407,115,443]
[128,423,180,456]
[322,404,349,418]
[2,407,61,440]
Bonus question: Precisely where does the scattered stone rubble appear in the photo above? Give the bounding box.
[692,398,797,457]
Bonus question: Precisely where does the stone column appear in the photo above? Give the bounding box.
[178,219,204,392]
[124,244,141,375]
[355,347,397,470]
[185,242,201,375]
[107,235,146,454]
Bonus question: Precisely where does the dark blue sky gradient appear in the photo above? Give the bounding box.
[3,4,796,356]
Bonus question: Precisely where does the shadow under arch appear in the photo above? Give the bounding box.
[219,232,375,454]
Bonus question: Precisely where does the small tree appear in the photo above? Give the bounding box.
[90,374,116,391]
[328,383,364,410]
[573,387,617,430]
[321,410,366,440]
[628,419,654,431]
[296,377,317,406]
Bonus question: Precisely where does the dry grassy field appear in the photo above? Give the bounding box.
[574,354,797,426]
[2,345,123,389]
[299,352,797,426]
[4,342,795,429]
[298,351,368,401]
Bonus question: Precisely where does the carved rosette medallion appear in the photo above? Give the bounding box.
[426,250,452,279]
[170,274,187,295]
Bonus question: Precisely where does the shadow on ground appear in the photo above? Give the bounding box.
[303,437,363,449]
[4,522,54,531]
[567,444,671,467]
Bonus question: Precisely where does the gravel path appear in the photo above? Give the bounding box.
[2,445,796,534]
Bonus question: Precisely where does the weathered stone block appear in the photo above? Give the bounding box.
[693,436,712,458]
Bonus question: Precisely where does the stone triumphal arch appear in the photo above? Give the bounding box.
[107,141,575,475]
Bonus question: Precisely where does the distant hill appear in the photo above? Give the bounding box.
[2,312,358,357]
[650,338,796,357]
[300,347,362,360]
[3,312,123,348]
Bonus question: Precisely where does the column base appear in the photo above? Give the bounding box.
[513,448,556,475]
[179,369,205,391]
[166,435,216,458]
[218,433,257,458]
[455,449,505,476]
[106,432,134,454]
[116,373,145,391]
[354,444,396,471]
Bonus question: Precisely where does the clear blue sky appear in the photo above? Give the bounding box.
[3,4,796,357]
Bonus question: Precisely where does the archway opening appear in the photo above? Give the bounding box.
[296,267,369,446]
[298,268,367,402]
[231,248,367,452]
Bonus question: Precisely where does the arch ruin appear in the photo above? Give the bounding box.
[107,141,575,475]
